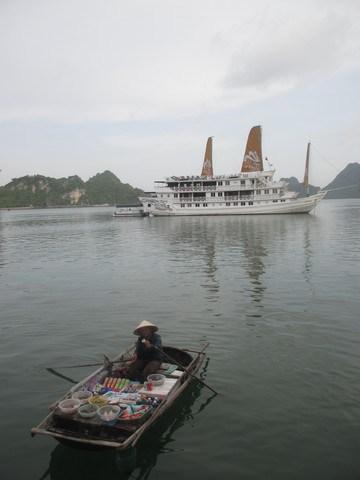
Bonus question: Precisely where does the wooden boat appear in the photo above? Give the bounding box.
[31,344,207,450]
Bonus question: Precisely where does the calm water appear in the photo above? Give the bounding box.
[0,200,360,480]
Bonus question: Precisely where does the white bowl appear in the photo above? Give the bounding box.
[98,405,120,422]
[72,390,92,404]
[58,398,81,415]
[78,403,98,418]
[147,374,165,386]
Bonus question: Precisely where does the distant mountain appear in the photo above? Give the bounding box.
[85,170,143,206]
[280,176,320,196]
[0,171,143,208]
[324,163,360,199]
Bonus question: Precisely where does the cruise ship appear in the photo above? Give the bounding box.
[140,126,326,216]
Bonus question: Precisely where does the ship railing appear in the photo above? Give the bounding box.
[178,195,256,202]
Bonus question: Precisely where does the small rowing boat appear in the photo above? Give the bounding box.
[31,344,207,450]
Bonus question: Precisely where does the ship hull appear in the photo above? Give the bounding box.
[148,192,326,217]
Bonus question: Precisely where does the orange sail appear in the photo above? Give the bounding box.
[241,126,263,172]
[303,142,310,195]
[201,137,213,176]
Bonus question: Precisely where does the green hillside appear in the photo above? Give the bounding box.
[85,171,143,205]
[0,171,143,208]
[324,163,360,199]
[280,176,319,196]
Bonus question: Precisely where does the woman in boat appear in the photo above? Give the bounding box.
[125,320,163,382]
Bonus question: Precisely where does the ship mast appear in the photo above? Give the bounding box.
[303,142,310,196]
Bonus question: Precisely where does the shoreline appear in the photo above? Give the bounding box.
[0,204,113,211]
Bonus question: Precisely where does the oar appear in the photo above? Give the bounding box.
[46,368,78,384]
[154,343,218,395]
[47,355,126,370]
[49,362,103,369]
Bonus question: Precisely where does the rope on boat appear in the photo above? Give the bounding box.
[324,183,360,193]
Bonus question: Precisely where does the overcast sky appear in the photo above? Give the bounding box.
[1,0,359,189]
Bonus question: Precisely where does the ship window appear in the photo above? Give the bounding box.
[256,190,261,194]
[148,204,151,207]
[248,201,253,205]
[174,193,178,198]
[203,203,208,207]
[233,202,238,206]
[211,192,215,197]
[180,204,185,208]
[226,202,230,206]
[281,199,285,202]
[218,192,223,197]
[251,179,255,184]
[195,203,200,207]
[218,181,223,186]
[225,181,230,185]
[273,188,278,193]
[264,189,269,194]
[241,180,245,185]
[272,200,278,203]
[241,202,245,206]
[187,203,192,207]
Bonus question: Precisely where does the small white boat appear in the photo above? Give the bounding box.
[113,205,146,217]
[140,127,326,216]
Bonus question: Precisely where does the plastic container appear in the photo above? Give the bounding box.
[98,405,121,422]
[58,398,81,415]
[89,395,108,407]
[78,403,99,418]
[72,390,92,404]
[147,374,165,386]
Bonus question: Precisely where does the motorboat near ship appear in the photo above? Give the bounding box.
[113,204,146,217]
[139,126,326,216]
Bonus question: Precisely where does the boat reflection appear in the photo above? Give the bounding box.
[47,367,214,480]
[153,216,269,309]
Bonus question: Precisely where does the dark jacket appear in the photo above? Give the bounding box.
[136,333,163,362]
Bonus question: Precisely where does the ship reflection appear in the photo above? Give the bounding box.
[149,213,318,324]
[164,217,221,302]
[239,218,267,311]
[159,216,268,309]
[47,369,214,480]
[302,217,315,287]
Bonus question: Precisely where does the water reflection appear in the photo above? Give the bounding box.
[302,219,313,287]
[0,218,5,269]
[47,378,214,480]
[151,216,269,309]
[239,219,267,309]
[148,214,324,325]
[163,218,221,302]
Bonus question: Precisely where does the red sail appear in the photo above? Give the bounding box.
[201,137,213,177]
[241,126,263,172]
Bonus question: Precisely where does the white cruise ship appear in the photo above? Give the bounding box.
[140,126,326,216]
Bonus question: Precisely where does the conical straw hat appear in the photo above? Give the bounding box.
[133,320,158,336]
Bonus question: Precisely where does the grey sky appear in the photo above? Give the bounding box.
[1,0,359,190]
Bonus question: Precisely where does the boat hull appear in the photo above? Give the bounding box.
[149,191,326,216]
[113,213,145,217]
[31,345,206,450]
